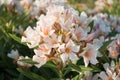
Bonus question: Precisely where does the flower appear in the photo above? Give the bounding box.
[17,56,32,67]
[43,33,62,48]
[7,49,19,60]
[58,8,79,31]
[32,55,48,68]
[46,4,65,19]
[93,36,104,50]
[14,26,24,35]
[58,39,80,64]
[72,26,87,42]
[32,44,51,68]
[36,15,55,37]
[80,43,98,67]
[34,44,51,56]
[21,26,40,48]
[81,71,99,80]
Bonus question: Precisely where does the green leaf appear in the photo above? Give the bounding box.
[19,59,38,65]
[42,62,60,78]
[80,66,100,72]
[88,20,94,33]
[0,73,4,80]
[80,66,93,71]
[99,40,113,52]
[17,68,46,80]
[63,66,71,77]
[9,33,26,46]
[69,62,81,73]
[72,73,84,80]
[9,33,21,43]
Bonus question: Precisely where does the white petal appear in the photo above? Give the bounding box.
[69,53,79,61]
[99,71,108,80]
[32,55,47,68]
[66,39,74,47]
[90,58,98,65]
[21,36,27,42]
[58,44,65,52]
[83,56,89,67]
[103,63,109,70]
[72,45,80,52]
[60,53,68,64]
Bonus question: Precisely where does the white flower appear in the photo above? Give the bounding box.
[36,15,55,37]
[32,54,48,68]
[17,56,32,67]
[107,40,119,58]
[20,0,33,7]
[103,61,115,72]
[58,8,79,31]
[21,26,40,48]
[107,0,113,5]
[108,46,119,58]
[115,26,120,32]
[7,49,19,60]
[43,33,62,48]
[34,44,51,56]
[14,26,24,35]
[79,11,88,24]
[80,43,98,67]
[58,40,80,64]
[72,26,87,42]
[81,71,99,80]
[93,13,111,35]
[46,4,65,21]
[93,36,104,50]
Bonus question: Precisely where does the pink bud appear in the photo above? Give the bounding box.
[65,36,70,43]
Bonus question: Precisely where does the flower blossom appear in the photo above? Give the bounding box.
[21,26,40,48]
[58,40,80,64]
[7,49,19,60]
[80,43,98,67]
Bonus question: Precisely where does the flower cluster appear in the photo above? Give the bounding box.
[4,0,120,80]
[21,2,99,68]
[0,0,67,17]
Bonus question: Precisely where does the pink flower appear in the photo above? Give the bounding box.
[80,43,98,67]
[32,55,48,68]
[43,33,62,48]
[72,27,87,42]
[36,15,55,37]
[58,40,80,64]
[21,26,40,48]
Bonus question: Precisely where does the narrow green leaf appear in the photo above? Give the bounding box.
[9,33,26,46]
[80,66,93,71]
[99,40,113,52]
[17,68,46,80]
[80,66,100,72]
[42,62,60,78]
[19,59,38,65]
[72,73,84,80]
[69,63,81,73]
[88,20,94,33]
[9,33,21,43]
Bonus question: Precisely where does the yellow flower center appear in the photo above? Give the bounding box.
[84,51,90,58]
[108,76,113,80]
[52,40,57,45]
[65,47,71,54]
[44,28,49,35]
[111,51,116,57]
[75,32,81,41]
